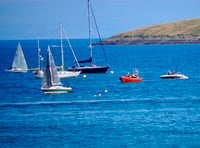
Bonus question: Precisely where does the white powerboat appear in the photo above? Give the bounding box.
[160,71,188,79]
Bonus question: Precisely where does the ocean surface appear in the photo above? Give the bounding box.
[0,39,200,147]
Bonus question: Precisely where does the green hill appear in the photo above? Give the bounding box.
[101,18,200,45]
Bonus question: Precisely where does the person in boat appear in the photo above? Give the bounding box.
[126,72,131,77]
[131,73,138,78]
[167,70,172,75]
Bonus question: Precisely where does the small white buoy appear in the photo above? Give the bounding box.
[104,90,108,93]
[83,75,87,78]
[110,70,114,74]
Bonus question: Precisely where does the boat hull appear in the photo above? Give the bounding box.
[41,86,72,94]
[120,76,143,83]
[160,74,188,79]
[33,70,44,78]
[58,70,81,78]
[33,70,81,79]
[68,65,109,74]
[5,68,28,73]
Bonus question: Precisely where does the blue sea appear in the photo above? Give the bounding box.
[0,39,200,147]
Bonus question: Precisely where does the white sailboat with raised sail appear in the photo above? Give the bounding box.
[57,23,81,78]
[41,45,72,94]
[5,42,28,73]
[68,0,109,74]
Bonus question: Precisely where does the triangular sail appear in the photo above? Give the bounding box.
[42,46,62,88]
[12,42,28,70]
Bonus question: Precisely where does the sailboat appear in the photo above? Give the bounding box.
[57,23,81,78]
[33,37,44,78]
[33,26,81,79]
[68,0,109,74]
[41,45,72,94]
[5,42,28,73]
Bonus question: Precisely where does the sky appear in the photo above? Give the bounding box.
[0,0,200,40]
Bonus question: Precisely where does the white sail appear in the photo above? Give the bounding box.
[41,46,72,94]
[42,46,62,89]
[12,42,28,71]
[6,42,28,72]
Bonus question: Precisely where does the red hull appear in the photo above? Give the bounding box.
[120,76,143,83]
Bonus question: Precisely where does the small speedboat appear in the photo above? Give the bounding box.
[120,69,143,83]
[160,71,188,79]
[120,75,143,82]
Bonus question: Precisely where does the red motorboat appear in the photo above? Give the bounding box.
[120,75,143,82]
[120,70,143,82]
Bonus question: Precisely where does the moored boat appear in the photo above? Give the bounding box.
[67,0,109,74]
[33,37,44,78]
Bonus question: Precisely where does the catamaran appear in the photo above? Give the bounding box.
[41,46,72,94]
[5,42,28,73]
[68,0,109,74]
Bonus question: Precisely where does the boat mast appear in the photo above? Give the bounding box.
[88,0,93,64]
[60,23,64,70]
[37,36,41,70]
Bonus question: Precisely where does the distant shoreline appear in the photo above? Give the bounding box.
[97,40,200,45]
[98,17,200,45]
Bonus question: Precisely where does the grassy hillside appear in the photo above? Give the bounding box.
[101,18,200,45]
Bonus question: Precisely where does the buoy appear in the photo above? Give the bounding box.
[83,75,87,78]
[98,93,102,97]
[110,70,114,74]
[104,90,108,93]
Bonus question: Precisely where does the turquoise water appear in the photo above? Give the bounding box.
[0,40,200,147]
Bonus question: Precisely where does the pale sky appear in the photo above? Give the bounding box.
[0,0,200,40]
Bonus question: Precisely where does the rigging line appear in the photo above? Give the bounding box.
[62,27,80,67]
[90,4,109,65]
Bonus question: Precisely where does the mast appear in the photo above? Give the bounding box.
[60,23,64,70]
[88,0,93,64]
[37,36,41,70]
